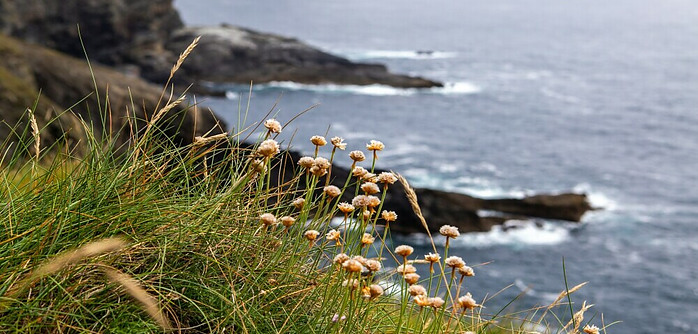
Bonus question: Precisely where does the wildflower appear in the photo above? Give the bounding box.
[445,256,466,269]
[361,233,375,246]
[381,210,397,222]
[310,135,327,146]
[458,265,475,277]
[395,245,414,257]
[361,173,378,183]
[351,256,368,266]
[292,197,305,210]
[583,325,600,334]
[263,119,282,133]
[310,165,327,177]
[260,213,276,227]
[342,278,359,289]
[365,259,382,272]
[280,216,295,228]
[414,295,430,307]
[330,136,347,150]
[428,297,445,308]
[323,185,341,198]
[256,139,280,157]
[331,314,346,323]
[314,157,331,169]
[326,229,341,244]
[362,210,372,220]
[369,284,384,299]
[304,230,320,241]
[396,264,417,275]
[424,253,441,263]
[361,286,372,299]
[408,285,427,297]
[366,140,384,151]
[377,172,397,185]
[361,182,380,195]
[349,150,366,162]
[366,195,381,209]
[404,273,420,285]
[333,253,350,265]
[250,159,265,173]
[298,156,315,168]
[439,225,460,239]
[338,202,355,214]
[457,292,479,310]
[342,259,364,273]
[352,195,370,208]
[352,166,368,178]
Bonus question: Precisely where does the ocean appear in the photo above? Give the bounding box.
[174,0,698,332]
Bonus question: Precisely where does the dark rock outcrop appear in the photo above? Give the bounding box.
[0,0,442,89]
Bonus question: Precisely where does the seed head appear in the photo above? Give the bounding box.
[314,157,331,169]
[334,253,349,265]
[583,325,600,334]
[361,182,380,195]
[323,185,342,198]
[439,225,460,239]
[310,165,327,177]
[458,265,475,277]
[377,172,397,184]
[304,230,320,241]
[395,245,414,257]
[365,259,382,272]
[366,195,381,208]
[257,139,280,157]
[342,278,359,289]
[369,284,384,299]
[396,264,417,275]
[260,213,276,226]
[414,295,430,307]
[263,119,282,133]
[408,285,427,297]
[362,210,372,220]
[424,253,441,263]
[445,256,466,269]
[338,202,355,213]
[351,256,368,266]
[366,140,385,151]
[326,229,341,242]
[352,195,370,208]
[310,135,327,146]
[349,150,366,162]
[404,273,420,285]
[330,136,347,150]
[381,210,397,222]
[280,216,295,228]
[428,297,445,308]
[457,292,479,310]
[361,233,375,246]
[251,159,265,173]
[361,173,378,183]
[292,197,305,210]
[352,166,368,178]
[342,259,364,273]
[298,156,315,168]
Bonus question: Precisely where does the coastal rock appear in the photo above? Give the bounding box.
[0,0,442,89]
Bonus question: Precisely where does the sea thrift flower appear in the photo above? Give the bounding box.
[298,156,315,169]
[366,140,384,151]
[458,265,475,277]
[256,139,280,157]
[352,166,368,178]
[381,210,397,222]
[260,213,276,227]
[334,253,350,265]
[310,135,327,146]
[330,136,347,150]
[361,286,372,299]
[361,173,378,183]
[250,159,265,173]
[404,273,420,285]
[583,325,600,334]
[369,284,384,299]
[292,197,305,210]
[263,119,282,133]
[361,182,380,195]
[445,256,466,269]
[377,172,397,185]
[323,185,341,198]
[314,157,331,169]
[424,253,441,263]
[428,297,445,308]
[280,216,295,228]
[365,259,382,272]
[352,195,370,208]
[439,225,460,239]
[457,292,479,310]
[351,256,368,266]
[310,166,327,177]
[326,229,341,243]
[361,233,375,246]
[342,278,359,289]
[342,259,364,273]
[408,285,427,297]
[396,264,417,275]
[414,295,430,307]
[362,209,372,220]
[349,150,366,162]
[366,195,381,209]
[304,230,320,241]
[395,245,414,257]
[338,202,355,214]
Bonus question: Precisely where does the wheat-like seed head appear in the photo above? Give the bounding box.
[170,36,201,78]
[27,109,40,161]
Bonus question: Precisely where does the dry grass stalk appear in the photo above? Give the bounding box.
[27,108,40,161]
[2,237,127,302]
[193,132,229,146]
[547,281,588,310]
[150,94,186,127]
[562,300,593,333]
[101,267,173,331]
[170,36,200,78]
[396,173,429,233]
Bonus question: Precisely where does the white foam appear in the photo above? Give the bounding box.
[237,81,480,96]
[340,49,458,60]
[446,220,572,247]
[572,183,618,211]
[225,91,240,100]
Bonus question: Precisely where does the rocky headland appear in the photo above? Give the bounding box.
[0,0,592,235]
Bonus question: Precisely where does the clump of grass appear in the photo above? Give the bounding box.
[0,38,612,333]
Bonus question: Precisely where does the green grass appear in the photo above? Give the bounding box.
[0,41,610,333]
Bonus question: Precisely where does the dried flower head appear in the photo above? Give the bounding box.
[362,209,372,220]
[338,202,355,213]
[381,210,398,222]
[314,157,331,170]
[404,273,420,285]
[583,325,600,334]
[439,225,460,239]
[457,292,479,310]
[351,256,368,266]
[428,297,445,308]
[366,140,385,151]
[377,172,398,184]
[361,182,380,195]
[310,165,328,177]
[408,285,427,297]
[361,173,378,183]
[264,119,282,133]
[445,256,466,269]
[396,264,417,275]
[260,213,277,227]
[251,159,265,173]
[280,216,295,228]
[349,150,366,162]
[369,284,384,299]
[342,259,364,273]
[310,135,327,146]
[424,253,441,263]
[304,230,320,241]
[361,233,375,246]
[292,197,305,210]
[361,286,372,299]
[330,136,347,150]
[323,185,342,198]
[352,195,370,208]
[458,265,475,277]
[334,253,350,265]
[326,229,341,242]
[257,139,280,157]
[342,278,359,289]
[298,156,315,169]
[414,295,430,307]
[366,195,381,208]
[365,259,382,272]
[352,166,368,178]
[395,245,414,257]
